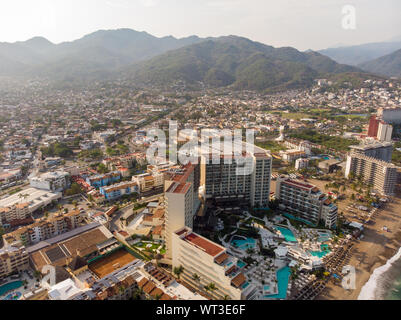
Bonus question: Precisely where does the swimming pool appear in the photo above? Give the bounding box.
[0,281,23,296]
[263,285,270,291]
[242,282,250,289]
[283,213,315,226]
[310,244,331,258]
[264,267,291,300]
[3,291,22,300]
[231,237,257,250]
[275,226,297,242]
[237,260,247,269]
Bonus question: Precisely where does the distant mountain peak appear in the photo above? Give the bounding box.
[23,36,54,47]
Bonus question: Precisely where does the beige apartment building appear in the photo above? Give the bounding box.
[132,171,164,193]
[0,245,29,278]
[345,153,398,196]
[0,203,30,226]
[3,210,86,246]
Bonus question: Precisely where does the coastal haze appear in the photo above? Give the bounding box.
[0,0,401,305]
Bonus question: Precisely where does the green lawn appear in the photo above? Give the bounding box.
[134,242,166,254]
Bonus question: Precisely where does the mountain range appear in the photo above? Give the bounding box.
[0,28,396,91]
[125,35,360,91]
[0,29,203,80]
[318,41,401,66]
[359,49,401,78]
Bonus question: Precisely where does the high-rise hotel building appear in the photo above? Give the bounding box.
[345,153,398,196]
[349,140,393,163]
[201,144,272,208]
[164,163,200,260]
[275,176,338,229]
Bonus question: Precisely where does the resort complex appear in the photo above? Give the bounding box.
[1,6,401,306]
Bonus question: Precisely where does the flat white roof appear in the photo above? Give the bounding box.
[48,279,82,300]
[0,187,61,208]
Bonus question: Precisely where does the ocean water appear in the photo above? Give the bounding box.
[358,247,401,300]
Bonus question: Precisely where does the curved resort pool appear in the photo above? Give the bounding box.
[230,237,256,251]
[264,267,291,300]
[310,244,331,258]
[0,281,23,298]
[275,227,297,243]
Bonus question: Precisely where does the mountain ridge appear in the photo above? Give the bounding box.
[124,35,361,92]
[0,29,369,91]
[359,49,401,78]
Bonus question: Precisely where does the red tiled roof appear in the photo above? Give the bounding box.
[215,253,229,265]
[231,273,246,288]
[184,233,224,257]
[284,179,314,190]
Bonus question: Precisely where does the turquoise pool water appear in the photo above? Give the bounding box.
[0,281,23,296]
[242,282,250,289]
[283,213,315,226]
[275,226,297,242]
[310,244,331,258]
[264,267,291,300]
[231,237,256,250]
[264,285,270,291]
[3,291,22,300]
[237,260,246,269]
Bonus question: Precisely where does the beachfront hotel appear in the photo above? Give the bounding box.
[164,163,201,261]
[201,146,272,208]
[275,176,338,229]
[172,227,255,300]
[349,140,393,163]
[345,152,398,196]
[165,182,194,260]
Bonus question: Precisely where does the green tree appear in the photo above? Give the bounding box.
[173,265,184,279]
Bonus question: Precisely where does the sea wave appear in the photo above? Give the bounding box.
[358,246,401,300]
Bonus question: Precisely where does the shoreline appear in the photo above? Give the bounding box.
[318,195,401,300]
[358,246,401,300]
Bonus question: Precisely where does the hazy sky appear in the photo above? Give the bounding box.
[0,0,400,51]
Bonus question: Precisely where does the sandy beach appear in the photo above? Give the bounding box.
[318,192,401,300]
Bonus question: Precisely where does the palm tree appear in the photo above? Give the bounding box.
[132,287,144,300]
[192,273,201,289]
[173,265,184,279]
[18,193,29,203]
[207,282,217,293]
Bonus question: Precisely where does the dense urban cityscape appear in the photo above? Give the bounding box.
[1,76,401,301]
[0,1,401,310]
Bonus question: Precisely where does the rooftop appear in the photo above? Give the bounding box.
[183,232,225,257]
[166,182,192,195]
[0,187,61,209]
